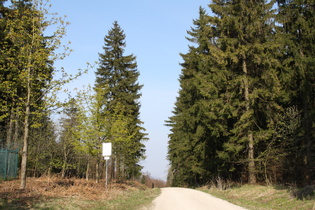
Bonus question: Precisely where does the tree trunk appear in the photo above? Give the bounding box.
[96,160,99,183]
[19,10,37,188]
[116,155,121,181]
[86,160,90,181]
[48,153,53,177]
[20,93,30,189]
[61,154,67,179]
[243,59,256,184]
[61,142,68,179]
[13,108,19,148]
[121,156,125,181]
[110,157,114,181]
[248,132,256,184]
[6,107,14,148]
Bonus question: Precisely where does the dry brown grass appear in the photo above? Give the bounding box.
[0,176,148,209]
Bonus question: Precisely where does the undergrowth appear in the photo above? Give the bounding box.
[0,177,160,209]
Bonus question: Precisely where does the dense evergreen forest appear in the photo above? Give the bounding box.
[0,0,147,189]
[167,0,315,187]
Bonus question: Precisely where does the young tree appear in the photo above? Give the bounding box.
[28,114,57,177]
[75,86,108,182]
[95,21,147,181]
[58,98,81,178]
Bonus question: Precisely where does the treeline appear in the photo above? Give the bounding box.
[0,0,147,188]
[141,172,167,188]
[167,0,315,187]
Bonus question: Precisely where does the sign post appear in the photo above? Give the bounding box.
[102,143,112,190]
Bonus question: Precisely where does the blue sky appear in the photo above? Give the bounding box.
[49,0,211,180]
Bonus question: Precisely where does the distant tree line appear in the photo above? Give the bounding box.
[141,172,167,188]
[0,0,147,189]
[167,0,315,187]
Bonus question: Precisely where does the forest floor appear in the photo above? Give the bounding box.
[0,177,160,209]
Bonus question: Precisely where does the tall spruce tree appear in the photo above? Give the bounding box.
[167,8,210,187]
[167,8,232,187]
[95,21,147,180]
[276,0,315,185]
[208,0,281,184]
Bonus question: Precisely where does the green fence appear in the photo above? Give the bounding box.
[0,148,19,179]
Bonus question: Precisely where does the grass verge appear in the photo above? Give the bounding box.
[199,185,315,210]
[32,188,160,210]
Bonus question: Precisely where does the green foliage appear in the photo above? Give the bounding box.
[167,0,315,187]
[276,0,315,185]
[0,1,147,184]
[58,98,82,178]
[27,114,58,177]
[167,7,231,187]
[0,0,81,188]
[1,0,313,189]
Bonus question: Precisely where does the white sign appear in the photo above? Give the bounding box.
[102,143,112,157]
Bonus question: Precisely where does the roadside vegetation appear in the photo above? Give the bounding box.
[0,177,161,210]
[199,184,315,210]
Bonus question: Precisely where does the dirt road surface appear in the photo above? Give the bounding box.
[144,187,247,210]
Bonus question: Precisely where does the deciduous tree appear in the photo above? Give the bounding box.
[0,0,69,189]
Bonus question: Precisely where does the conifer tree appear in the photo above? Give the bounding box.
[95,21,147,180]
[167,7,232,187]
[208,0,281,184]
[276,0,315,184]
[167,8,209,186]
[0,0,18,147]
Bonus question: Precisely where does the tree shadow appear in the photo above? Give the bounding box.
[290,186,315,200]
[274,185,315,200]
[0,189,50,209]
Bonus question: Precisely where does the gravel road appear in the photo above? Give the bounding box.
[143,187,247,210]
